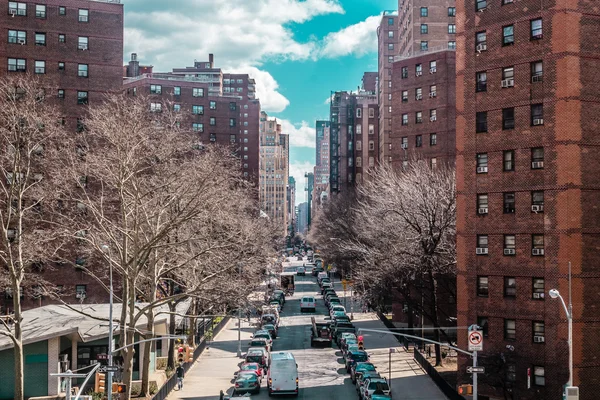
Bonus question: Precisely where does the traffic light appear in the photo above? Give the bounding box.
[112,383,127,393]
[177,346,186,364]
[357,335,364,350]
[94,372,106,393]
[458,384,473,395]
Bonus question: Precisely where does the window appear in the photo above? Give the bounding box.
[503,25,514,46]
[356,108,362,118]
[502,108,515,130]
[356,124,362,134]
[476,0,487,11]
[57,89,64,98]
[75,285,87,296]
[401,137,408,149]
[192,105,204,115]
[533,278,545,299]
[448,24,456,34]
[34,60,45,74]
[8,30,26,44]
[420,7,428,17]
[476,71,487,92]
[448,41,456,49]
[430,133,437,146]
[77,37,88,51]
[209,101,216,110]
[531,61,543,82]
[388,30,394,38]
[477,235,488,250]
[420,41,428,51]
[402,114,408,126]
[9,2,27,15]
[476,31,487,50]
[504,193,515,213]
[532,191,544,209]
[477,316,489,337]
[173,86,181,96]
[237,87,243,92]
[476,153,488,173]
[401,66,408,79]
[531,19,543,39]
[416,112,423,124]
[413,136,422,148]
[531,104,544,125]
[503,0,514,4]
[236,79,243,84]
[77,91,88,105]
[77,64,88,77]
[356,140,362,151]
[58,62,65,70]
[150,84,161,94]
[402,90,408,102]
[429,85,437,97]
[173,104,181,112]
[504,319,516,340]
[59,6,66,15]
[503,150,515,171]
[477,194,488,214]
[388,56,394,64]
[230,134,237,143]
[448,7,456,16]
[193,88,204,97]
[421,24,428,34]
[531,147,544,168]
[388,17,394,25]
[533,321,545,342]
[78,9,88,22]
[506,364,516,382]
[477,276,488,296]
[416,64,423,75]
[430,60,437,72]
[368,157,375,167]
[150,102,161,112]
[192,123,203,132]
[229,118,236,127]
[504,277,517,297]
[59,34,66,43]
[210,117,216,126]
[369,141,375,151]
[416,88,423,100]
[430,158,437,168]
[533,366,545,386]
[430,109,437,121]
[532,234,544,252]
[8,58,25,72]
[35,33,45,46]
[476,112,488,132]
[388,43,394,50]
[368,124,374,135]
[230,102,237,111]
[35,4,45,18]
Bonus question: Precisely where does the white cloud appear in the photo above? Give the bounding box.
[289,161,315,205]
[317,14,382,58]
[279,119,316,149]
[228,66,289,113]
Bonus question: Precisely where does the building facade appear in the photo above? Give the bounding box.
[329,89,379,194]
[391,49,456,169]
[287,176,296,236]
[456,1,600,399]
[259,112,289,235]
[377,11,398,165]
[0,0,124,132]
[313,121,330,215]
[397,0,457,58]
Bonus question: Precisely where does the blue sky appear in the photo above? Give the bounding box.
[122,0,396,203]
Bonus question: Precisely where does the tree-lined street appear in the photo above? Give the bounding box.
[168,258,446,399]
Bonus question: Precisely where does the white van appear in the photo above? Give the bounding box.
[268,351,299,396]
[300,296,316,312]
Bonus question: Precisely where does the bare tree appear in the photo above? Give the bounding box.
[0,76,68,400]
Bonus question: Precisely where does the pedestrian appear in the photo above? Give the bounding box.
[176,363,185,390]
[219,389,224,400]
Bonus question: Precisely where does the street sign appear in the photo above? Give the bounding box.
[389,348,396,354]
[467,366,485,374]
[97,354,109,361]
[468,330,483,351]
[98,365,119,373]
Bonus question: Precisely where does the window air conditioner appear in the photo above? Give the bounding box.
[79,44,88,50]
[533,118,544,126]
[476,166,488,173]
[401,143,408,149]
[566,386,579,400]
[10,9,16,16]
[532,248,545,256]
[504,249,516,255]
[430,67,437,74]
[429,92,437,98]
[476,247,488,255]
[416,71,423,76]
[501,79,514,88]
[531,161,544,169]
[18,39,26,45]
[533,292,544,299]
[476,43,487,52]
[416,94,422,100]
[531,205,544,212]
[76,292,86,299]
[478,207,488,215]
[533,336,545,343]
[430,116,437,122]
[532,74,543,83]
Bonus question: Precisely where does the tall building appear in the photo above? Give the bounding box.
[122,54,261,182]
[456,2,600,399]
[397,0,457,58]
[391,49,456,169]
[287,177,296,236]
[377,11,398,165]
[0,0,124,133]
[259,111,289,235]
[305,172,314,231]
[296,202,308,235]
[329,87,379,194]
[361,72,378,93]
[313,120,330,215]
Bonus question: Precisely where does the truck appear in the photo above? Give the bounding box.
[311,317,332,347]
[280,272,295,294]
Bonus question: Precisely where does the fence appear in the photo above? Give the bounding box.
[414,348,465,400]
[151,317,230,400]
[376,311,417,350]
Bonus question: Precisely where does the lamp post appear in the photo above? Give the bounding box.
[549,288,572,387]
[237,263,243,358]
[101,245,114,400]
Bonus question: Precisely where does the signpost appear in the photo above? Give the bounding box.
[98,365,119,373]
[467,366,485,374]
[467,325,483,400]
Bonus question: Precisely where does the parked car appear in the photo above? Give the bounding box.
[261,313,278,328]
[312,267,324,276]
[345,350,369,372]
[334,327,357,345]
[356,371,382,394]
[269,301,282,312]
[328,297,342,308]
[245,349,269,370]
[248,338,271,353]
[339,332,357,348]
[300,296,316,312]
[233,371,261,395]
[263,323,278,339]
[351,361,376,383]
[360,377,391,399]
[253,330,273,347]
[238,362,264,380]
[296,266,306,276]
[329,305,346,318]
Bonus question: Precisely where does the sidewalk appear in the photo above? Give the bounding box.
[167,317,252,400]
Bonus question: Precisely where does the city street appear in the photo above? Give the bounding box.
[168,258,447,400]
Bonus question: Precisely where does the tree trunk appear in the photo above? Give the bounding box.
[140,311,154,397]
[13,288,24,400]
[428,271,443,366]
[167,301,177,370]
[190,300,199,346]
[122,279,136,399]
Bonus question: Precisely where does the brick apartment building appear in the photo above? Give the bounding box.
[377,11,398,165]
[391,49,456,169]
[456,1,600,399]
[0,0,124,312]
[329,88,379,193]
[0,0,124,132]
[397,0,457,57]
[313,120,330,213]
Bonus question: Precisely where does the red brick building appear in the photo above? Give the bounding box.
[391,49,456,169]
[377,11,398,166]
[0,0,124,132]
[456,1,600,399]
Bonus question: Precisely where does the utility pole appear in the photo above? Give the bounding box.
[101,244,114,400]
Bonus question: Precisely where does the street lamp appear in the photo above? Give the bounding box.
[100,244,115,400]
[549,288,572,387]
